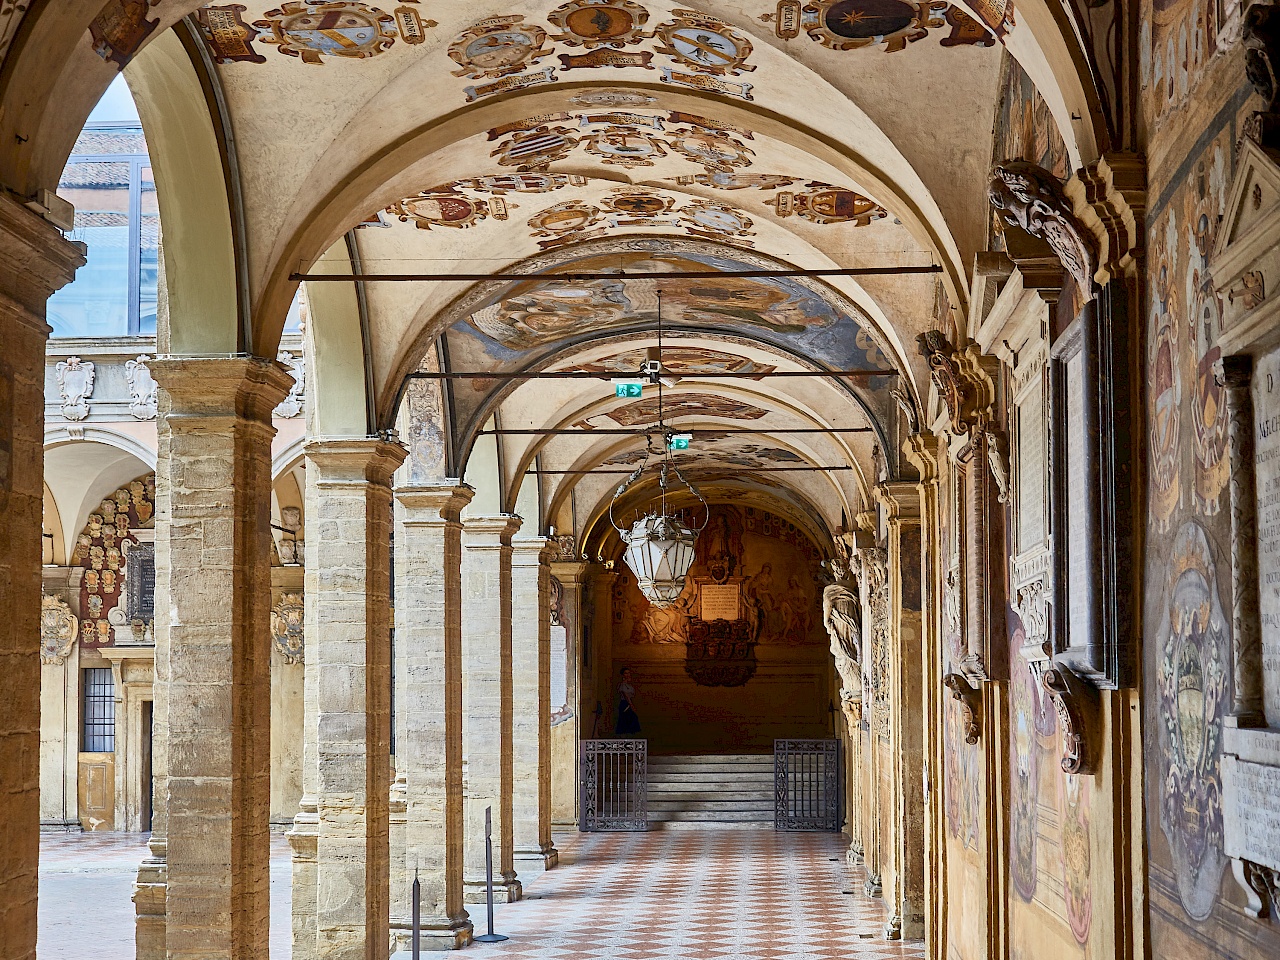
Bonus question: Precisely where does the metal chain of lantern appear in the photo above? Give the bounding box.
[609,291,709,607]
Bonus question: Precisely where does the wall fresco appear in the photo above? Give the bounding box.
[72,474,156,647]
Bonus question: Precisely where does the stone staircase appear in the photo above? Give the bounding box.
[646,754,776,827]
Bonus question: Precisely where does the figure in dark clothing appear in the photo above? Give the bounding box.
[614,667,641,735]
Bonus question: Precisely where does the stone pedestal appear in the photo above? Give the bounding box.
[146,357,293,960]
[305,438,405,959]
[0,195,83,960]
[390,485,475,950]
[462,516,522,904]
[511,537,557,868]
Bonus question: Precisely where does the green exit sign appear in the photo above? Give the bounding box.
[613,380,644,398]
[668,434,692,451]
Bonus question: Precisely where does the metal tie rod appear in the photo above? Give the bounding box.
[478,426,872,436]
[407,369,895,381]
[529,465,855,475]
[291,264,941,283]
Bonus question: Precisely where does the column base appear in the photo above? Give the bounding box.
[514,845,559,869]
[391,915,474,951]
[884,916,902,940]
[40,819,83,833]
[864,873,882,898]
[464,878,522,904]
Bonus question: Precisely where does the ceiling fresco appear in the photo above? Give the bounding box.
[558,345,776,376]
[574,391,769,427]
[193,1,1004,97]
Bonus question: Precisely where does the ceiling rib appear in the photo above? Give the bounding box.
[408,370,895,381]
[478,427,872,436]
[529,466,855,475]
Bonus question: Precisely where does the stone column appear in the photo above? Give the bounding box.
[303,438,406,960]
[549,560,589,824]
[876,482,926,941]
[462,516,522,903]
[147,357,293,960]
[0,196,83,960]
[510,537,557,868]
[390,484,474,951]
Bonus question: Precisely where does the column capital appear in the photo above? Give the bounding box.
[396,482,474,522]
[875,481,922,521]
[549,560,592,583]
[0,192,85,320]
[511,536,551,565]
[150,356,294,423]
[304,436,407,486]
[463,514,523,546]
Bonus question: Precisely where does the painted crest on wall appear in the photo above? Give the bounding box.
[654,9,756,75]
[388,193,508,230]
[548,0,651,46]
[1154,521,1228,921]
[1148,211,1182,533]
[90,0,160,67]
[255,2,398,63]
[766,182,888,225]
[195,5,268,63]
[490,125,580,171]
[449,15,553,79]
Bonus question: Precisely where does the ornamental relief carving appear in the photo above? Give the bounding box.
[271,593,304,664]
[55,356,95,421]
[125,355,158,420]
[41,593,79,665]
[989,160,1099,296]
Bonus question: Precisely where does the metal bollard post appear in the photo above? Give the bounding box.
[473,805,509,943]
[411,870,421,960]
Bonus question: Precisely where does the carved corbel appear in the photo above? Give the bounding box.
[989,161,1100,297]
[943,672,981,744]
[1243,3,1280,149]
[1233,857,1280,920]
[1041,650,1102,775]
[1065,154,1146,286]
[916,331,997,439]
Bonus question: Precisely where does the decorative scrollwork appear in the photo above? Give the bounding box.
[40,594,79,665]
[271,593,305,664]
[1041,653,1101,775]
[989,160,1099,295]
[943,672,981,744]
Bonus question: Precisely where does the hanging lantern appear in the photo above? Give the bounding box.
[611,458,708,608]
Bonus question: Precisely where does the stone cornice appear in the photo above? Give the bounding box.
[0,191,86,319]
[304,437,408,486]
[395,483,475,524]
[463,514,523,545]
[149,356,293,424]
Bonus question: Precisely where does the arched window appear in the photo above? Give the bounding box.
[49,76,158,338]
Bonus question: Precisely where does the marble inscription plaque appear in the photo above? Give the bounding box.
[1016,383,1047,553]
[700,584,741,622]
[1223,756,1280,872]
[1252,347,1280,718]
[1064,350,1090,652]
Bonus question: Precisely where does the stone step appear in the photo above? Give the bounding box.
[648,786,774,799]
[647,809,774,822]
[648,763,775,776]
[649,801,775,813]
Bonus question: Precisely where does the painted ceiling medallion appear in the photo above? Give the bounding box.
[490,125,580,171]
[668,131,755,172]
[766,183,888,225]
[655,9,756,75]
[529,201,604,238]
[388,193,508,230]
[548,0,651,47]
[449,15,552,79]
[603,188,676,217]
[453,174,588,194]
[679,200,754,241]
[255,2,398,63]
[799,0,947,53]
[673,172,797,190]
[582,126,669,167]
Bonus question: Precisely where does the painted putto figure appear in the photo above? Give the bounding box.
[822,558,863,716]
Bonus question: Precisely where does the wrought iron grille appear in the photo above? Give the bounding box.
[82,667,115,752]
[580,738,648,832]
[774,738,841,831]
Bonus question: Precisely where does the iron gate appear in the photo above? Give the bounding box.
[774,738,842,831]
[580,738,648,831]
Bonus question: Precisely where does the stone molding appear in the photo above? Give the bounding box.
[463,513,523,546]
[395,482,475,524]
[148,355,295,424]
[1041,650,1101,775]
[0,191,86,319]
[304,436,407,488]
[1065,153,1146,286]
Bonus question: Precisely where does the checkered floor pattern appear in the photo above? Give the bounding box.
[479,829,925,960]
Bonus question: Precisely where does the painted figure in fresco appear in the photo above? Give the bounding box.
[822,561,862,712]
[614,667,642,736]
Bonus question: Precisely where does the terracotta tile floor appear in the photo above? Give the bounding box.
[479,828,925,960]
[36,827,922,959]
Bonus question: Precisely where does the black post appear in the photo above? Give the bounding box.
[473,805,508,943]
[411,870,420,960]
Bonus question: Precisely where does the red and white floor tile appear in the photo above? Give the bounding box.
[481,828,926,960]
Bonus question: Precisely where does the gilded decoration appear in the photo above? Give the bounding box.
[256,2,399,63]
[271,593,306,664]
[654,9,756,76]
[72,475,155,648]
[1154,521,1228,921]
[40,594,78,665]
[448,15,553,79]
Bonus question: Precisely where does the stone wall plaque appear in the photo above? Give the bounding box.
[1252,346,1280,718]
[1016,379,1047,551]
[1223,755,1280,872]
[124,541,155,623]
[700,583,741,621]
[1064,347,1090,653]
